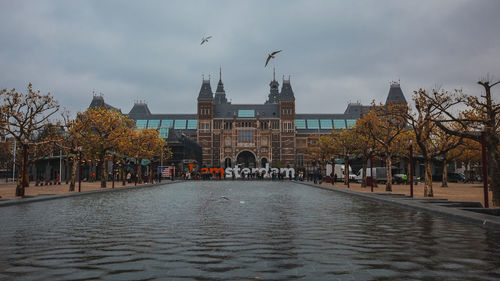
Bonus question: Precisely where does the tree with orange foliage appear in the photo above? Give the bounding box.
[330,129,360,185]
[127,128,166,183]
[72,107,134,188]
[449,138,482,183]
[363,103,408,191]
[406,89,462,196]
[354,114,381,187]
[1,84,60,196]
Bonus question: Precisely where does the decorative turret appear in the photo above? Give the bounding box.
[214,67,228,104]
[89,93,121,112]
[197,75,213,101]
[265,67,280,104]
[280,75,295,100]
[385,81,407,105]
[129,100,151,115]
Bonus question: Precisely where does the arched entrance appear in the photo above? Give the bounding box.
[236,151,256,168]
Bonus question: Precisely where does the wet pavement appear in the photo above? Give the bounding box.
[0,181,499,280]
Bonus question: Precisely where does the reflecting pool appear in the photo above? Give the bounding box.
[0,181,499,280]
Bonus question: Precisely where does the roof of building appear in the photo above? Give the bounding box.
[280,78,295,100]
[89,95,121,112]
[128,102,151,117]
[198,78,213,100]
[385,82,407,104]
[343,103,371,117]
[214,103,280,119]
[214,79,228,105]
[296,113,357,119]
[132,114,197,120]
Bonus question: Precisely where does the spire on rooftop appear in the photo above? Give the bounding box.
[266,68,280,104]
[214,66,228,104]
[385,81,407,105]
[197,75,213,100]
[280,74,295,100]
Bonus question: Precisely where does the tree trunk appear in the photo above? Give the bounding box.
[100,156,107,188]
[441,157,448,187]
[344,156,348,185]
[361,157,367,188]
[331,161,335,184]
[424,157,433,197]
[88,159,92,182]
[138,159,143,183]
[122,159,126,186]
[385,154,392,192]
[65,157,70,184]
[15,144,29,197]
[69,154,77,191]
[150,163,153,183]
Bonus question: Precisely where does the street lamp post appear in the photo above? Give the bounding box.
[12,140,16,182]
[346,153,350,188]
[481,132,489,208]
[59,148,62,184]
[409,140,414,198]
[112,155,116,189]
[78,146,82,192]
[370,150,374,192]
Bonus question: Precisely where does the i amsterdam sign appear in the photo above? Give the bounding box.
[200,163,295,179]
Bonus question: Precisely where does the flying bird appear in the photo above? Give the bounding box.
[201,36,212,45]
[265,50,282,67]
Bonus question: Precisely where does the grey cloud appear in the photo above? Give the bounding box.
[0,0,499,115]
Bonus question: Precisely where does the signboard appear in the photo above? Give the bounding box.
[158,166,175,178]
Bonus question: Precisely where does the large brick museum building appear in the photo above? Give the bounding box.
[91,69,407,169]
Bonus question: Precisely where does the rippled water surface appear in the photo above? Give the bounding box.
[1,181,500,280]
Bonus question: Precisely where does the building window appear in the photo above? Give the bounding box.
[174,119,187,129]
[307,119,319,129]
[224,121,232,130]
[159,128,169,138]
[271,121,280,130]
[333,119,346,129]
[225,158,232,168]
[200,122,211,132]
[297,155,304,166]
[238,130,254,143]
[320,119,333,129]
[282,121,293,132]
[346,119,357,129]
[147,120,160,129]
[187,120,197,129]
[260,121,268,130]
[214,120,222,129]
[136,120,147,129]
[295,119,306,129]
[238,110,255,118]
[161,120,173,128]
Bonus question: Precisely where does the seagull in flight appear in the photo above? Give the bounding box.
[201,36,212,45]
[265,50,282,67]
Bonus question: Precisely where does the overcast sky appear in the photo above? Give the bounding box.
[1,0,499,115]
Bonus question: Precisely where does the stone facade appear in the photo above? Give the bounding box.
[109,71,406,169]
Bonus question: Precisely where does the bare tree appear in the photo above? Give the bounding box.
[421,78,500,205]
[0,84,59,196]
[363,103,408,191]
[406,89,462,196]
